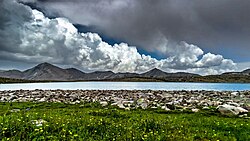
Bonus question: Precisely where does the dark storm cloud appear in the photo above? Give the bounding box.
[26,0,250,61]
[0,0,242,74]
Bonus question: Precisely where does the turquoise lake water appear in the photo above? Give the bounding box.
[0,82,249,91]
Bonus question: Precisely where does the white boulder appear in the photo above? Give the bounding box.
[231,92,239,96]
[161,106,171,111]
[100,101,108,107]
[217,104,248,116]
[117,103,126,109]
[191,108,200,113]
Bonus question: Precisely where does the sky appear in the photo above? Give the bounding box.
[0,0,249,75]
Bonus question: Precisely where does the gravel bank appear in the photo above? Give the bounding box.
[0,90,249,111]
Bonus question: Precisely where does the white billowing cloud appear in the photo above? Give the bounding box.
[163,41,204,69]
[196,53,224,67]
[156,38,236,74]
[0,0,237,75]
[26,10,165,72]
[195,53,236,74]
[157,41,236,75]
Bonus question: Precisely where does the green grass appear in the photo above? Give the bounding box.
[0,102,249,141]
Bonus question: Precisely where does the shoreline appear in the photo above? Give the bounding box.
[1,80,250,84]
[1,90,249,113]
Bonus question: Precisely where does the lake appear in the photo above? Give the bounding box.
[0,82,250,91]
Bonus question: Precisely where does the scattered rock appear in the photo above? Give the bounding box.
[191,108,200,113]
[0,97,7,102]
[100,101,108,107]
[0,89,249,115]
[38,97,47,102]
[9,95,17,101]
[31,119,48,126]
[137,98,146,104]
[202,106,210,110]
[161,106,171,111]
[239,114,248,118]
[137,98,149,109]
[122,100,134,105]
[227,102,240,107]
[166,103,176,110]
[231,92,239,96]
[75,100,81,104]
[140,103,148,109]
[10,109,20,112]
[117,103,125,109]
[236,107,248,113]
[151,106,158,109]
[217,104,248,116]
[125,107,130,110]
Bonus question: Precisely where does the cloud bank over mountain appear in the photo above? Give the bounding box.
[0,0,236,75]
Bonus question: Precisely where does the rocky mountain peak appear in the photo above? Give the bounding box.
[242,69,250,74]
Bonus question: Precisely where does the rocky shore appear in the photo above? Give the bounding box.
[1,90,249,116]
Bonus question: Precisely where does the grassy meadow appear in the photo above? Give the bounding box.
[0,102,249,141]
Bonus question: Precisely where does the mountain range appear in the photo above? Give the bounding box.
[0,62,249,83]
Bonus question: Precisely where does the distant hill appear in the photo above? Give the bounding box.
[22,63,86,81]
[0,70,23,79]
[142,68,199,78]
[222,68,250,76]
[242,69,250,74]
[0,62,249,83]
[0,63,85,81]
[83,71,114,80]
[142,68,169,78]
